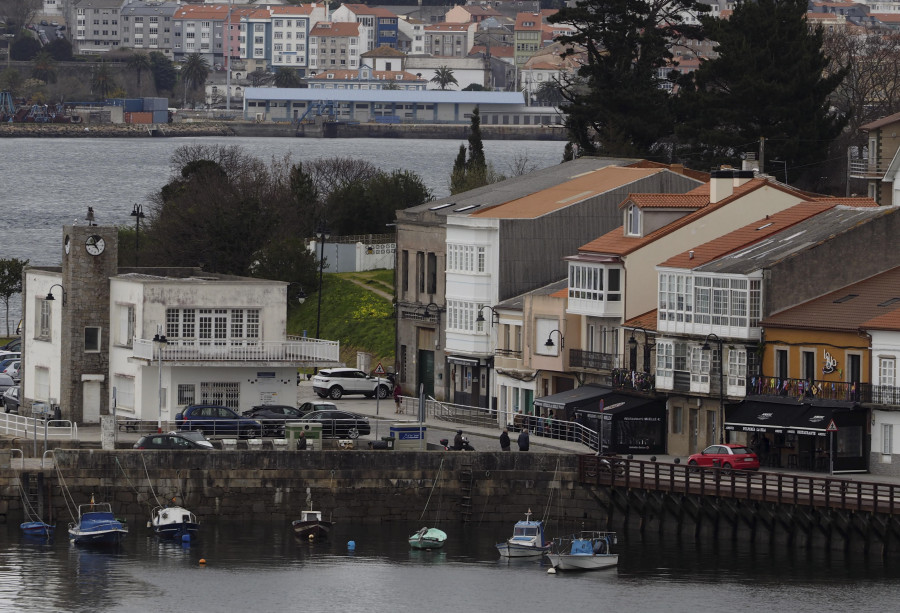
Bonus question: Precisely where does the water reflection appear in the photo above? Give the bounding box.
[0,519,898,612]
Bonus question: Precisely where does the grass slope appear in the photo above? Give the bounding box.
[288,270,395,373]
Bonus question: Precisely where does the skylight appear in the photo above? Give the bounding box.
[878,297,900,307]
[832,294,859,304]
[429,202,454,210]
[454,205,479,212]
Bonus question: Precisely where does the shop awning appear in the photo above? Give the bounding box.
[725,396,807,433]
[534,385,610,413]
[577,393,665,421]
[792,400,865,435]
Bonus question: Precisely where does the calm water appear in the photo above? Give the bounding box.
[0,136,565,329]
[1,518,898,613]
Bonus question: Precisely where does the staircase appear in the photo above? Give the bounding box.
[459,462,474,523]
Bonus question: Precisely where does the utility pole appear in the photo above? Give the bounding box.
[759,136,765,173]
[226,0,233,112]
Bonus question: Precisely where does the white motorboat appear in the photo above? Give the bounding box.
[547,531,618,572]
[496,510,550,558]
[68,502,128,547]
[150,504,199,542]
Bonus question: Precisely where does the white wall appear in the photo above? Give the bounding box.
[22,270,64,408]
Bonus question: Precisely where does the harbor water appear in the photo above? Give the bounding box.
[0,136,564,329]
[0,518,898,613]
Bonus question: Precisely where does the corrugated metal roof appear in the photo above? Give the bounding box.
[694,206,896,275]
[244,87,525,105]
[659,201,840,270]
[762,266,900,331]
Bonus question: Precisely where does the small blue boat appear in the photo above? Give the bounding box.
[20,521,55,538]
[68,502,128,546]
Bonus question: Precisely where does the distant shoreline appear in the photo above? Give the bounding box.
[0,121,569,140]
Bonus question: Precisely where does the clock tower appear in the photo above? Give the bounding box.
[60,223,118,423]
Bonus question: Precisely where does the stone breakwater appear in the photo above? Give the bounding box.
[0,122,236,138]
[0,450,608,526]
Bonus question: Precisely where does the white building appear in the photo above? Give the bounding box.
[21,223,339,425]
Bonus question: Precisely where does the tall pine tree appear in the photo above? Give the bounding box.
[549,0,708,158]
[675,0,847,187]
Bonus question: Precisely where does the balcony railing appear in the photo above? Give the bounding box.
[132,337,340,365]
[848,158,884,179]
[747,376,862,402]
[569,349,623,372]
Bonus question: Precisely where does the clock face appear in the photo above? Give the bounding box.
[64,235,70,255]
[85,234,105,256]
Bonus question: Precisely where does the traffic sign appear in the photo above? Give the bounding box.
[374,362,386,375]
[826,419,838,432]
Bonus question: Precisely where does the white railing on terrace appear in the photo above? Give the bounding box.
[0,413,78,440]
[133,337,340,363]
[848,159,882,176]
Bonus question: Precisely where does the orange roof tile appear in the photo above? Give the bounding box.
[271,5,321,16]
[578,178,813,256]
[550,287,568,298]
[861,110,900,131]
[659,201,839,269]
[623,310,658,332]
[515,13,543,29]
[311,22,360,37]
[623,193,708,210]
[762,267,900,331]
[860,305,900,331]
[468,167,666,219]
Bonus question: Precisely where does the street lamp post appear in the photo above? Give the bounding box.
[474,305,500,412]
[153,325,167,433]
[702,333,725,444]
[130,203,145,266]
[627,327,654,373]
[544,329,564,350]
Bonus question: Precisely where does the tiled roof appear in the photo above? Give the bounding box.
[515,13,543,29]
[623,193,708,210]
[860,305,900,332]
[626,160,709,182]
[659,201,840,269]
[762,266,900,331]
[174,5,231,19]
[309,69,422,81]
[623,310,658,332]
[470,45,515,58]
[696,205,894,275]
[578,178,791,256]
[426,23,472,32]
[871,12,900,22]
[361,44,406,58]
[860,110,900,131]
[468,167,667,219]
[271,4,321,16]
[311,22,360,37]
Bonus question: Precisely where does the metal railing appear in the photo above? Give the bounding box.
[394,396,598,450]
[578,456,900,515]
[569,349,622,371]
[0,413,78,440]
[747,376,860,401]
[133,337,340,364]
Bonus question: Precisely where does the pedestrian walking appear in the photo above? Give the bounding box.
[393,382,402,413]
[297,431,307,450]
[499,428,510,451]
[517,429,530,451]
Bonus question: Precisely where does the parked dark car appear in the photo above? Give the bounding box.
[241,403,327,436]
[133,431,214,450]
[298,409,371,439]
[2,385,19,414]
[0,337,20,352]
[0,373,14,397]
[175,404,262,438]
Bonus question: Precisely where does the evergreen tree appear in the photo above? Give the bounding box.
[548,0,708,157]
[675,0,847,186]
[467,106,486,174]
[450,108,503,194]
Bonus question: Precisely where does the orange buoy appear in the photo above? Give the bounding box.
[199,559,207,565]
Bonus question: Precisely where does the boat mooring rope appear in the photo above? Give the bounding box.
[420,457,444,522]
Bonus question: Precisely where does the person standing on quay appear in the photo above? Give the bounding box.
[499,428,511,451]
[517,429,530,451]
[393,382,402,413]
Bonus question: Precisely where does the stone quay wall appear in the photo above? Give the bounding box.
[1,451,609,527]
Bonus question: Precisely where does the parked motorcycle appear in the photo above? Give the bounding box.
[439,437,475,451]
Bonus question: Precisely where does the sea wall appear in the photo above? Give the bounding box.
[0,450,607,526]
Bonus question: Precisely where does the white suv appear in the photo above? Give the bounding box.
[313,368,391,400]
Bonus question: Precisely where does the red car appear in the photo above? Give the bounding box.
[687,444,760,471]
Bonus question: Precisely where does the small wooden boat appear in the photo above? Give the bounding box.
[150,504,199,542]
[547,531,618,572]
[20,521,55,538]
[68,502,128,547]
[496,509,549,558]
[292,508,333,541]
[409,526,447,550]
